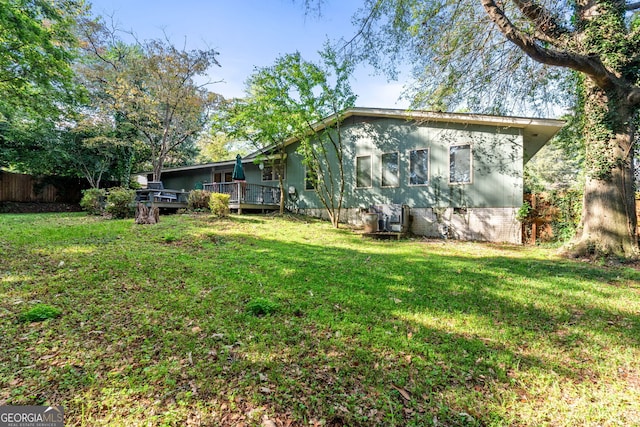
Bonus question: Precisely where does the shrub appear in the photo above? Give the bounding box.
[516,201,532,222]
[246,298,279,317]
[548,190,582,242]
[187,189,211,211]
[80,188,106,215]
[209,192,230,217]
[105,187,135,219]
[19,304,62,323]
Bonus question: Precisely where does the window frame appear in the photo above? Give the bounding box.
[449,143,473,185]
[261,163,286,182]
[355,155,373,189]
[304,165,317,191]
[408,148,430,187]
[381,151,400,188]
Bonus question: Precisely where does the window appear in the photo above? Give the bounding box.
[213,172,233,183]
[356,155,372,188]
[381,152,399,187]
[305,166,317,190]
[450,144,472,184]
[262,164,285,182]
[409,149,429,186]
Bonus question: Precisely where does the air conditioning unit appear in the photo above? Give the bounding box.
[369,204,410,233]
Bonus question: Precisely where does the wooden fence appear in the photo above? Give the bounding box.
[0,171,85,203]
[523,192,640,244]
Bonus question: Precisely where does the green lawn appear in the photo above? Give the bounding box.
[1,213,639,426]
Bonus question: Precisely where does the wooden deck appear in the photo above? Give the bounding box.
[204,182,280,213]
[135,182,280,213]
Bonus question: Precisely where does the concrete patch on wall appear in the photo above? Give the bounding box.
[299,206,521,244]
[410,207,521,244]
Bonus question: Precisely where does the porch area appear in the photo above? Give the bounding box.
[204,182,280,213]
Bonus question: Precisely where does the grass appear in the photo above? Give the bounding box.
[0,212,639,426]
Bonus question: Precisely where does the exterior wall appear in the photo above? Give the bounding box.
[284,116,525,243]
[160,169,212,191]
[409,207,521,243]
[299,207,522,244]
[157,162,269,191]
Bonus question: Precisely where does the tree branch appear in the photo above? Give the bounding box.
[627,2,640,11]
[511,0,569,40]
[481,0,616,90]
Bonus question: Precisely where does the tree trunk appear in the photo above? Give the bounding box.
[568,85,638,258]
[135,202,160,224]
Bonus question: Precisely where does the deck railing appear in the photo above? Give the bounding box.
[203,182,280,206]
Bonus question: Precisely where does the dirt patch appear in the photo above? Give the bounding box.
[0,202,82,214]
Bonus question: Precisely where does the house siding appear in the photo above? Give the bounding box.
[284,116,525,243]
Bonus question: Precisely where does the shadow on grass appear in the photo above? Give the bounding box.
[2,215,639,426]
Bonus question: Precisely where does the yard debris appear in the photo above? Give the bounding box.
[392,384,411,401]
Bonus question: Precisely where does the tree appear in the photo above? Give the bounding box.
[214,47,356,223]
[296,47,357,227]
[0,0,87,170]
[81,22,221,182]
[60,113,129,188]
[326,0,639,257]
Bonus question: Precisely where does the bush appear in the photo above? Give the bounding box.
[548,190,582,242]
[187,189,211,211]
[80,188,106,215]
[209,192,230,217]
[19,304,62,323]
[105,187,135,219]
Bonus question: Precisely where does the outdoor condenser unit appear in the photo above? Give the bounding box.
[369,204,410,233]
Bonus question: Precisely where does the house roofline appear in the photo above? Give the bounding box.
[140,107,564,175]
[313,107,565,131]
[283,107,565,161]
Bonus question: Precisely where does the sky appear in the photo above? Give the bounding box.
[88,0,409,109]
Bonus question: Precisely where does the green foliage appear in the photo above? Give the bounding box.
[209,192,230,217]
[18,304,62,323]
[80,188,106,215]
[516,202,532,222]
[214,44,356,221]
[105,187,135,219]
[187,190,211,211]
[548,190,583,242]
[81,30,221,181]
[0,0,85,116]
[245,298,279,317]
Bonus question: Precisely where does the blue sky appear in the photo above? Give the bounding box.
[88,0,409,108]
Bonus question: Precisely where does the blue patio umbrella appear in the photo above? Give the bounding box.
[232,154,245,181]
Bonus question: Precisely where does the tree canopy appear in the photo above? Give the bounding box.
[0,0,87,171]
[214,46,356,222]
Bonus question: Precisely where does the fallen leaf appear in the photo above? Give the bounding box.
[392,384,411,401]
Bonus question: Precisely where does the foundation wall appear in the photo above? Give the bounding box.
[299,207,522,244]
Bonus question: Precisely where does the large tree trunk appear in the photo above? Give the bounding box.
[568,85,638,258]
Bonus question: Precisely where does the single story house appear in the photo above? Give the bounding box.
[145,107,565,244]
